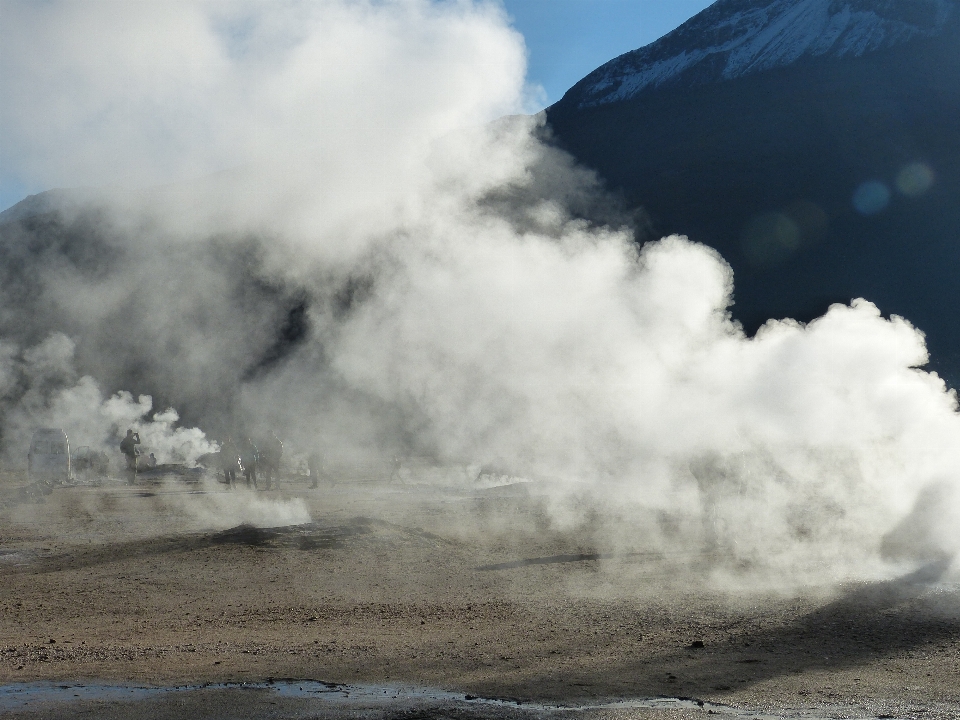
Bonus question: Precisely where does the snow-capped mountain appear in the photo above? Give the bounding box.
[568,0,955,107]
[546,0,960,382]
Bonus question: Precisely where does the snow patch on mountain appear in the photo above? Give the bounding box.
[568,0,955,107]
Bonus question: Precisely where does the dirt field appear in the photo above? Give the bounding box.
[1,469,959,719]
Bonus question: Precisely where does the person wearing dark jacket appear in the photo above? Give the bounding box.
[258,433,283,490]
[239,437,258,489]
[119,429,140,484]
[220,436,239,487]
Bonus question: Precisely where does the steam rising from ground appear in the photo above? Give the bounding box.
[1,0,959,585]
[0,333,216,465]
[176,481,312,529]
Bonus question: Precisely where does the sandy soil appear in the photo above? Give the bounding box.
[1,469,959,719]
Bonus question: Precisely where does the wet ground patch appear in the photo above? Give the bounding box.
[0,680,899,719]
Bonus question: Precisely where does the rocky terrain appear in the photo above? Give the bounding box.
[1,471,958,718]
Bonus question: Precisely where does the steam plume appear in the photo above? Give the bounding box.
[0,0,957,583]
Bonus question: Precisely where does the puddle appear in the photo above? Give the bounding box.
[0,680,898,718]
[0,682,172,708]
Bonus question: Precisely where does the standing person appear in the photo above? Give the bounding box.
[307,451,322,489]
[119,429,140,484]
[258,433,284,490]
[220,436,239,487]
[239,437,258,489]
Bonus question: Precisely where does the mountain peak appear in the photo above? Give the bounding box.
[563,0,955,107]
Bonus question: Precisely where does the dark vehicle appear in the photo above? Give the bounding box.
[28,428,71,485]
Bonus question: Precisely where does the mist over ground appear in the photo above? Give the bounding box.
[0,0,958,589]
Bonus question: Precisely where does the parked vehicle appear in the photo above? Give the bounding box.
[71,445,109,477]
[27,428,71,484]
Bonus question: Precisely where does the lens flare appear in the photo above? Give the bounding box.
[896,162,936,197]
[782,199,828,244]
[852,181,891,215]
[740,212,801,266]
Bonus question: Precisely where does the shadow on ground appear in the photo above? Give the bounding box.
[503,557,960,701]
[0,519,405,575]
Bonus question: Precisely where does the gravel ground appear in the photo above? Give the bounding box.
[1,471,958,719]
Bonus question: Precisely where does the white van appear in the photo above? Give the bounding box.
[28,428,71,483]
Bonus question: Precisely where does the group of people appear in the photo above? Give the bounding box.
[219,433,284,490]
[120,426,313,490]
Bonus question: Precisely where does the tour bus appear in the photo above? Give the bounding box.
[27,428,71,484]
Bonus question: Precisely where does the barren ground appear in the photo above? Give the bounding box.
[1,470,959,719]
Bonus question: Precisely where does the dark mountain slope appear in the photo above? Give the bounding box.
[547,5,960,381]
[0,197,314,433]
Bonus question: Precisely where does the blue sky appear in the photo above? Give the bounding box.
[502,0,716,108]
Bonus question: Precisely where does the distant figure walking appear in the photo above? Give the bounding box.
[258,433,284,490]
[220,436,239,487]
[239,437,258,489]
[119,429,140,484]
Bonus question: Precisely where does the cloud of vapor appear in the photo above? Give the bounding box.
[0,0,529,251]
[0,332,217,466]
[0,0,959,584]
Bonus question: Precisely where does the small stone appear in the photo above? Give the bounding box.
[690,640,705,649]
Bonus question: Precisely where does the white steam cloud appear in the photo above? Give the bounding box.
[0,333,216,465]
[0,0,958,584]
